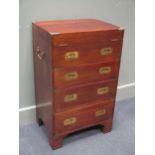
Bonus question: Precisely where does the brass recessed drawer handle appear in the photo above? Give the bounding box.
[64,117,77,126]
[95,109,106,117]
[100,47,112,56]
[65,51,79,60]
[97,86,109,95]
[99,66,111,75]
[64,71,79,80]
[64,93,78,102]
[36,46,45,60]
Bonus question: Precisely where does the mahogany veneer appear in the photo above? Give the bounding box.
[32,19,124,149]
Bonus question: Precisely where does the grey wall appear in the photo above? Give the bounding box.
[19,0,135,124]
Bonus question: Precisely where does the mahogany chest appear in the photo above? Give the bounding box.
[32,19,124,149]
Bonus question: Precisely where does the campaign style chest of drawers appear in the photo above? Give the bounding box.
[32,19,124,149]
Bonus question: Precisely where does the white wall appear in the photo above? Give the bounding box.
[19,0,135,125]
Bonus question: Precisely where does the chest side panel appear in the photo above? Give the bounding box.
[32,24,53,135]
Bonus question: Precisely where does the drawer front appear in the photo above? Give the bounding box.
[53,42,122,67]
[54,79,117,112]
[54,62,120,89]
[54,100,114,135]
[52,30,124,47]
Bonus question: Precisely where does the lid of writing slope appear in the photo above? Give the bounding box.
[35,19,120,35]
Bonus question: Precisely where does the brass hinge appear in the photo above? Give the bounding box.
[118,27,124,31]
[49,32,60,35]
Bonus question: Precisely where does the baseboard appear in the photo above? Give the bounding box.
[19,83,135,126]
[19,108,36,126]
[116,83,135,101]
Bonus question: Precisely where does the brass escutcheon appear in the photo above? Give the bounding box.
[64,72,78,80]
[97,87,109,95]
[99,66,111,75]
[111,38,119,42]
[64,93,78,103]
[65,51,79,60]
[100,47,112,56]
[64,117,77,126]
[95,109,106,117]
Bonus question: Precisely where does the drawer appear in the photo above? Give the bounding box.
[54,79,117,112]
[54,100,114,135]
[54,62,120,89]
[52,42,123,67]
[52,30,124,47]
